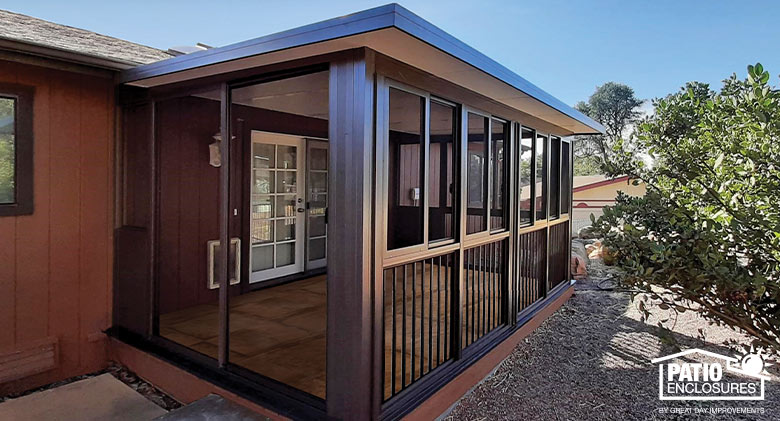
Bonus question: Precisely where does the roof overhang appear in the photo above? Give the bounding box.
[0,36,138,70]
[119,3,604,135]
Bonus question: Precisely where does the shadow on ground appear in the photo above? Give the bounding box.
[445,275,778,421]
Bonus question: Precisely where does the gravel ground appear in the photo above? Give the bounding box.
[445,258,779,421]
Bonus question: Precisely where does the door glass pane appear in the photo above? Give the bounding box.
[387,88,424,250]
[307,142,328,267]
[228,71,328,399]
[310,171,327,193]
[253,143,275,168]
[309,238,326,261]
[275,218,296,241]
[310,147,328,170]
[275,195,296,218]
[536,134,548,220]
[251,196,274,245]
[277,145,297,169]
[519,128,534,225]
[155,88,223,360]
[251,245,274,271]
[428,101,456,242]
[253,170,274,194]
[490,119,508,230]
[309,215,326,237]
[467,113,488,234]
[277,171,297,193]
[276,243,295,266]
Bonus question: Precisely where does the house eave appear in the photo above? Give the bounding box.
[0,36,142,71]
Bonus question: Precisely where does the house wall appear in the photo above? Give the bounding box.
[0,59,114,394]
[571,178,645,234]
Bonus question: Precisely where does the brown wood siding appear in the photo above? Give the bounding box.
[155,96,328,314]
[0,59,114,394]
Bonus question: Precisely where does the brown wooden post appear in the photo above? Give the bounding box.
[567,139,574,285]
[327,48,375,420]
[505,122,516,324]
[113,100,156,337]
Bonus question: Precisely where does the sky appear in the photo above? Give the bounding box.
[3,0,779,107]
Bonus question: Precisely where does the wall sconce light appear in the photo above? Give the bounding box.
[209,131,236,168]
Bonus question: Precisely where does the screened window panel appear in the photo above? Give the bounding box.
[549,137,561,219]
[466,113,488,234]
[535,134,548,221]
[428,101,457,243]
[387,88,425,250]
[490,119,508,230]
[518,128,534,225]
[561,141,571,215]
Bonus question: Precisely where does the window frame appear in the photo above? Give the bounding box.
[382,81,429,256]
[549,135,562,220]
[0,82,34,217]
[560,138,571,216]
[428,96,460,248]
[488,116,510,234]
[517,125,537,228]
[534,132,549,222]
[462,106,491,239]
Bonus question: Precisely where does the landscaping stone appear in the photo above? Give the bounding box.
[577,225,599,240]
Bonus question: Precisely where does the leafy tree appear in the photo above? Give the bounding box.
[573,155,602,176]
[595,64,780,354]
[574,82,644,170]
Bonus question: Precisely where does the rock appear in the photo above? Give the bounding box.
[577,225,599,240]
[571,256,587,280]
[571,240,588,263]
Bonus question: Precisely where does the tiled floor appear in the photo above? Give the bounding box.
[159,276,327,398]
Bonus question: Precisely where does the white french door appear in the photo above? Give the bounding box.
[306,140,328,269]
[249,131,306,283]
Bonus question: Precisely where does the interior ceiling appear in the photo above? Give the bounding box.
[130,28,597,135]
[232,71,329,120]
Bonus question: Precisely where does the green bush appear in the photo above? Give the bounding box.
[595,64,780,354]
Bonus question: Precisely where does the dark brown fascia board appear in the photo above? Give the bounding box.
[118,3,605,135]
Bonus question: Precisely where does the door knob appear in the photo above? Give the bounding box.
[297,207,305,213]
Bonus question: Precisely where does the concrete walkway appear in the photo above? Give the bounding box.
[0,373,167,421]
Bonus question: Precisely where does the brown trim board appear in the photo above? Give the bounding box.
[108,337,288,420]
[402,285,574,421]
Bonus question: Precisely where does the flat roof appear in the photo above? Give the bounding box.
[119,3,604,135]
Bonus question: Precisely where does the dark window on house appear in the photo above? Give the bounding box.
[0,83,33,216]
[549,136,561,219]
[518,128,534,225]
[466,113,488,234]
[429,100,457,243]
[387,88,425,250]
[535,133,548,221]
[490,118,508,230]
[561,141,571,215]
